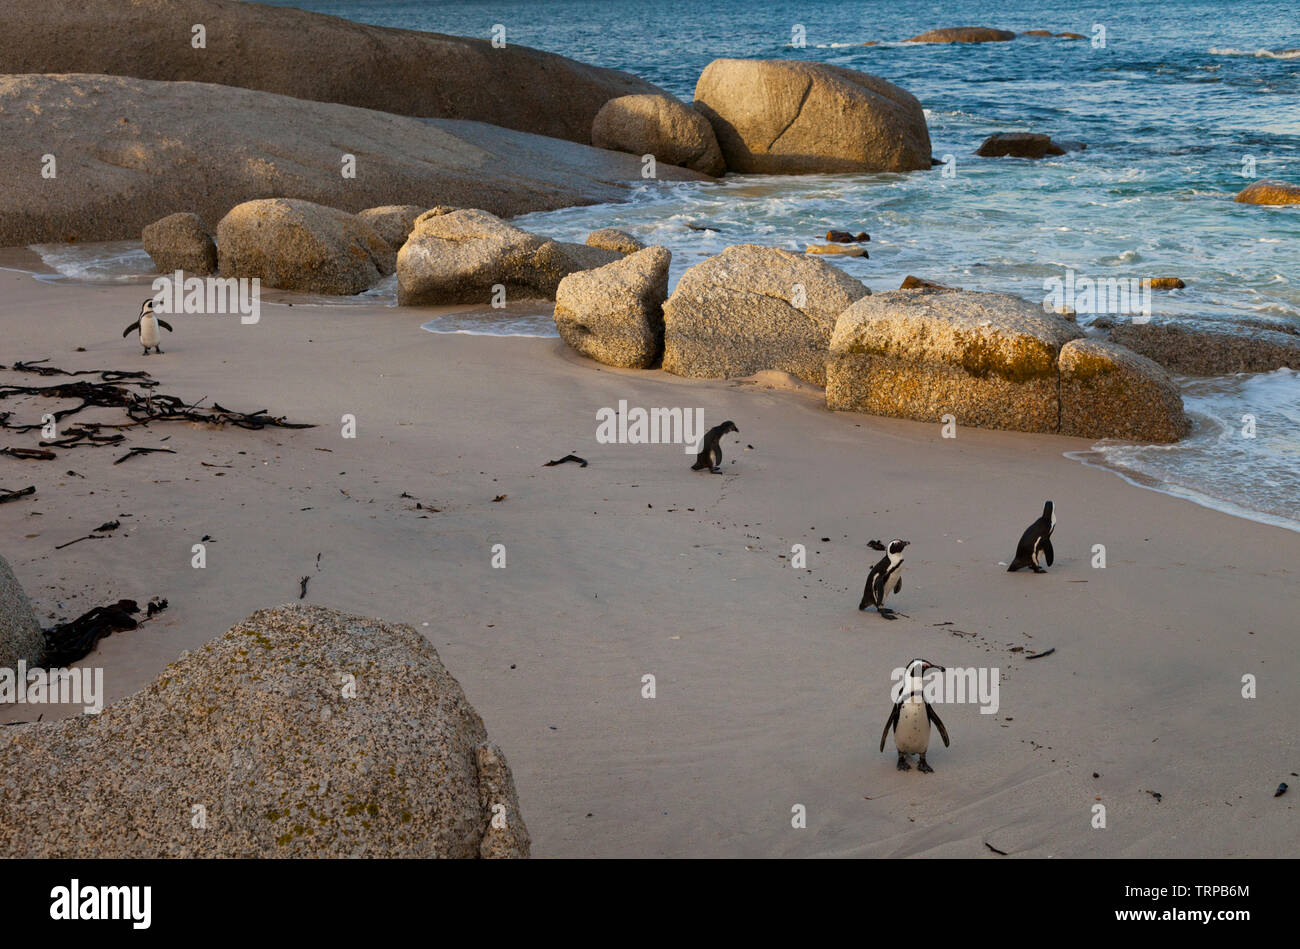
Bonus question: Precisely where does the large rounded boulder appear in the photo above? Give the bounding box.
[554,246,672,368]
[826,290,1083,433]
[396,208,620,306]
[692,60,931,175]
[141,212,218,275]
[1058,339,1190,442]
[0,553,43,674]
[0,605,530,858]
[592,94,725,177]
[662,244,871,385]
[357,205,427,250]
[0,0,664,146]
[217,199,395,295]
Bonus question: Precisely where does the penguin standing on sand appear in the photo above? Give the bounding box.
[859,538,908,619]
[690,420,739,473]
[1007,501,1055,573]
[880,658,950,772]
[123,299,173,355]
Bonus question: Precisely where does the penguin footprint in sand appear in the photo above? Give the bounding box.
[690,420,739,474]
[123,298,173,355]
[880,658,950,773]
[1007,501,1055,573]
[859,538,908,619]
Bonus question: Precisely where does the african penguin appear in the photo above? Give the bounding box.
[880,658,950,772]
[690,420,738,474]
[123,299,173,355]
[1007,500,1055,573]
[859,538,908,619]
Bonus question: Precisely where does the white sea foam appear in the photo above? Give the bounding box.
[29,241,154,283]
[1074,369,1300,532]
[421,312,558,338]
[1208,46,1300,60]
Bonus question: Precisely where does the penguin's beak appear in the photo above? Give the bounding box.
[923,662,945,673]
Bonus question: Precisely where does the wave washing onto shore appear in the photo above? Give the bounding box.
[1073,369,1300,533]
[29,241,155,284]
[420,309,559,338]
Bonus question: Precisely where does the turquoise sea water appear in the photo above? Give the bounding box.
[45,1,1300,526]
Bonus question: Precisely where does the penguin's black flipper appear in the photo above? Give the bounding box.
[122,321,140,338]
[157,319,174,333]
[879,703,901,752]
[893,574,903,595]
[926,703,950,747]
[1043,538,1054,567]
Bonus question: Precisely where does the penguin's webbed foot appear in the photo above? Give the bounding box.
[896,754,911,771]
[917,756,934,774]
[1031,565,1046,574]
[878,608,897,621]
[709,466,722,474]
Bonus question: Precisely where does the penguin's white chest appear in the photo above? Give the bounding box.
[140,316,160,347]
[894,701,930,754]
[880,564,901,602]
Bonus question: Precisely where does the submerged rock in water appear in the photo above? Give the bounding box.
[663,244,871,385]
[141,212,217,276]
[554,246,671,368]
[906,27,1017,43]
[585,229,644,255]
[1234,179,1300,205]
[0,604,530,858]
[693,59,932,174]
[900,275,958,291]
[1110,321,1300,375]
[217,198,395,296]
[806,244,867,257]
[826,290,1083,433]
[0,553,43,674]
[976,133,1068,159]
[1143,277,1186,290]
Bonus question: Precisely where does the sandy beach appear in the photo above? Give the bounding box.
[2,265,1295,858]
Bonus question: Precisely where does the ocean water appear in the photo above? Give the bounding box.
[274,0,1300,531]
[37,0,1300,528]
